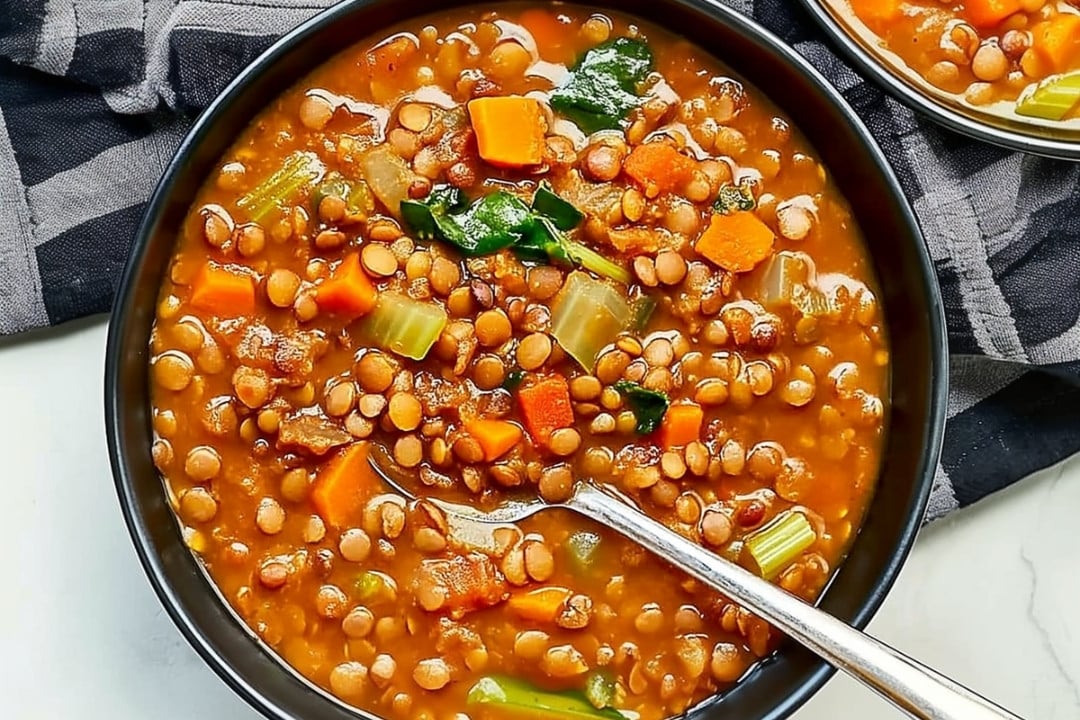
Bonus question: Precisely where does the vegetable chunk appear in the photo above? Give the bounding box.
[469,96,547,168]
[190,262,256,317]
[311,443,375,528]
[695,211,775,273]
[464,419,524,461]
[517,376,574,445]
[623,142,697,194]
[962,0,1022,28]
[316,253,377,319]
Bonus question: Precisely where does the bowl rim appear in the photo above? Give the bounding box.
[104,1,948,718]
[795,0,1080,161]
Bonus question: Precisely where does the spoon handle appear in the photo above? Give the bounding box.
[569,483,1022,720]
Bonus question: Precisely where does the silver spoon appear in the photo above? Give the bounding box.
[367,454,1021,720]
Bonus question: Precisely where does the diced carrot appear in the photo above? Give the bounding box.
[849,0,904,26]
[695,211,775,273]
[517,8,575,64]
[415,553,509,613]
[962,0,1022,28]
[659,403,704,449]
[316,253,377,319]
[468,96,547,168]
[622,142,697,195]
[189,262,256,317]
[517,375,574,445]
[1030,16,1080,74]
[507,586,574,622]
[311,443,374,528]
[464,418,524,462]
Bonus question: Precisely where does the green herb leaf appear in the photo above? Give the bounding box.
[502,370,527,392]
[713,180,757,215]
[533,182,584,230]
[551,37,654,134]
[613,380,669,434]
[401,187,533,255]
[402,186,630,284]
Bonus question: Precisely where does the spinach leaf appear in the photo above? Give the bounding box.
[551,37,654,134]
[713,180,757,215]
[401,187,533,256]
[401,185,631,284]
[502,370,527,392]
[613,380,669,435]
[532,183,584,230]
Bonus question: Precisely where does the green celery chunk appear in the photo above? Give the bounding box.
[613,381,669,435]
[237,151,325,222]
[1016,71,1080,121]
[361,292,448,360]
[628,295,657,332]
[743,511,816,580]
[353,570,397,604]
[565,531,603,574]
[551,38,654,134]
[311,172,375,221]
[550,272,632,370]
[467,676,625,720]
[583,671,617,710]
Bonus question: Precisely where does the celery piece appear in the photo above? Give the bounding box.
[237,151,325,222]
[1016,71,1080,121]
[564,239,632,285]
[584,671,616,710]
[467,676,625,720]
[361,292,448,360]
[550,272,632,371]
[353,570,397,604]
[742,511,816,580]
[628,295,657,332]
[759,252,812,309]
[565,531,602,573]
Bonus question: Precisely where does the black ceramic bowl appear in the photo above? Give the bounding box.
[105,1,948,718]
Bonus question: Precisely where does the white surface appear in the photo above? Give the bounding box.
[0,318,1076,719]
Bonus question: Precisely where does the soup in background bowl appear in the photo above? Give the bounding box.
[806,0,1080,157]
[107,2,946,720]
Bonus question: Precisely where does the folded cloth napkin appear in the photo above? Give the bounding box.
[2,0,1077,520]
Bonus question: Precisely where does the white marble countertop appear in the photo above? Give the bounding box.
[1,318,1075,719]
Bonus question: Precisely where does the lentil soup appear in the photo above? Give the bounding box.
[148,5,890,719]
[823,0,1080,125]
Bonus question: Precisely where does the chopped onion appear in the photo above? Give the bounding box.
[759,251,813,308]
[358,145,415,218]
